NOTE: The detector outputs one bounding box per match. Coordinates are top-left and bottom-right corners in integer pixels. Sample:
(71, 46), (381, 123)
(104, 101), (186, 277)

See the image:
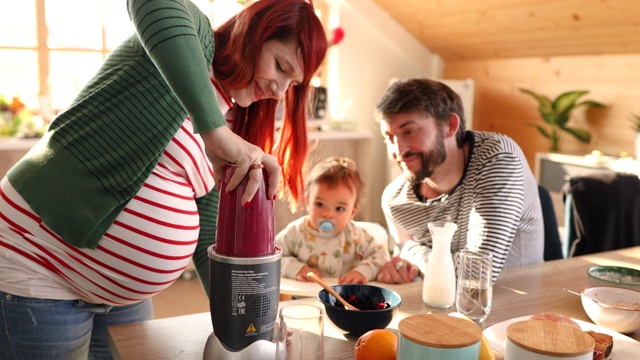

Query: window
(0, 0), (240, 114)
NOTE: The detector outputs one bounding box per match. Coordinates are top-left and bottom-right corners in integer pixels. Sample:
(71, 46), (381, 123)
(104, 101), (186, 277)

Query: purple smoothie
(215, 164), (275, 257)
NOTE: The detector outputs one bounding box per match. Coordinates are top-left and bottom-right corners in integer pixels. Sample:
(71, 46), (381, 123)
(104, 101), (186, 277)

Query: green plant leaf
(575, 100), (606, 108)
(519, 88), (552, 114)
(543, 113), (566, 126)
(552, 90), (589, 113)
(534, 125), (551, 139)
(520, 88), (603, 151)
(630, 113), (640, 132)
(563, 127), (591, 143)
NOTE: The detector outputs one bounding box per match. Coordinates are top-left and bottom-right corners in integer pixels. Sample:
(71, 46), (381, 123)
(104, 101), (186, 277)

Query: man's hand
(376, 256), (419, 284)
(338, 270), (367, 284)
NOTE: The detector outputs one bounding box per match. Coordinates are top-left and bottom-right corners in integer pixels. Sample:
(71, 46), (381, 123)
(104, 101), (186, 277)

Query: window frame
(0, 0), (128, 110)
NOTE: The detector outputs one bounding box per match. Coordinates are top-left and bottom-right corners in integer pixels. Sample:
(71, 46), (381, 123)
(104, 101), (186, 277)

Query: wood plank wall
(373, 0), (640, 60)
(443, 54), (640, 170)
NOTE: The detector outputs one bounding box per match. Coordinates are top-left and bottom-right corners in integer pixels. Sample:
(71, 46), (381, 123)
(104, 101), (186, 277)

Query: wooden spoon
(563, 288), (616, 309)
(306, 272), (361, 311)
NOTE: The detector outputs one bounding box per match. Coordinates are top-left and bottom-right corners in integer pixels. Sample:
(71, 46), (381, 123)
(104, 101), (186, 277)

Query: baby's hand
(338, 270), (367, 284)
(296, 266), (320, 282)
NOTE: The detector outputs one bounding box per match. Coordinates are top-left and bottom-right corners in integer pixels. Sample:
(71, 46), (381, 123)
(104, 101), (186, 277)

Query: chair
(354, 221), (390, 254)
(538, 185), (563, 261)
(563, 171), (640, 257)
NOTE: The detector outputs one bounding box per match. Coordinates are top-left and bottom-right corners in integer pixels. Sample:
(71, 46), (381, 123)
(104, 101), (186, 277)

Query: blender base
(203, 332), (280, 360)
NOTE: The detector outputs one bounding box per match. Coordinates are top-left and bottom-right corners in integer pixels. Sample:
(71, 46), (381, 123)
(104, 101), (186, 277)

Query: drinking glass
(275, 304), (325, 360)
(455, 249), (493, 323)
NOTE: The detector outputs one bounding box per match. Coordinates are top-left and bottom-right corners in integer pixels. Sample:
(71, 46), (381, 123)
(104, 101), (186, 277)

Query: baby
(276, 156), (390, 284)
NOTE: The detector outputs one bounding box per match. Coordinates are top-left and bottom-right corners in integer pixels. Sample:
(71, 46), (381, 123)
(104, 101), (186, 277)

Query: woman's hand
(200, 126), (281, 204)
(376, 256), (420, 284)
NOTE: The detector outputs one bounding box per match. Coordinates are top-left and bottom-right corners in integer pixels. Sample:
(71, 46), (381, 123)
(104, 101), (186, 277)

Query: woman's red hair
(213, 0), (328, 210)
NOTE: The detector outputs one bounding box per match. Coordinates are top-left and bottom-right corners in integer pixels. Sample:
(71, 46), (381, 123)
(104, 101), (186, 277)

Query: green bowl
(587, 266), (640, 291)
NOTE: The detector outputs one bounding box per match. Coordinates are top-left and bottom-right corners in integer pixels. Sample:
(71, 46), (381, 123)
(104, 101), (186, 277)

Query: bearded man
(375, 78), (544, 284)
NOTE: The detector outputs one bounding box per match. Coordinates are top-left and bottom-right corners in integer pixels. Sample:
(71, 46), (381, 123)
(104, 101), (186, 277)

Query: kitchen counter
(0, 137), (40, 151)
(0, 138), (40, 178)
(0, 131), (373, 185)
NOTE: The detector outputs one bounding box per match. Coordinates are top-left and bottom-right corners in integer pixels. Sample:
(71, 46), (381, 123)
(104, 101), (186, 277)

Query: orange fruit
(354, 329), (397, 360)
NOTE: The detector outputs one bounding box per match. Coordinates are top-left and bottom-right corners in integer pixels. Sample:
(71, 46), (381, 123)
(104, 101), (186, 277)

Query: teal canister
(397, 314), (482, 360)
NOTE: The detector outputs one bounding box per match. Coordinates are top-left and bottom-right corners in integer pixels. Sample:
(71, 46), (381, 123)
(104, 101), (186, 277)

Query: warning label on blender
(230, 270), (276, 293)
(229, 270), (277, 316)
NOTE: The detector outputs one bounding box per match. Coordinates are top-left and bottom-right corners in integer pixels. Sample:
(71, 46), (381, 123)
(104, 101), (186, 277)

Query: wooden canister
(506, 320), (594, 359)
(397, 314), (482, 360)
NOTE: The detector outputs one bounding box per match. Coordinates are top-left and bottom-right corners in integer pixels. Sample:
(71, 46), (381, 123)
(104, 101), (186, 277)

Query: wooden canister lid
(506, 320), (594, 356)
(398, 314), (482, 348)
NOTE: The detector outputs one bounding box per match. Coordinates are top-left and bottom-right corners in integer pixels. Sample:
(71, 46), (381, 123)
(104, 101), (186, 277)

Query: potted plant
(519, 89), (606, 152)
(631, 113), (640, 132)
(631, 113), (640, 159)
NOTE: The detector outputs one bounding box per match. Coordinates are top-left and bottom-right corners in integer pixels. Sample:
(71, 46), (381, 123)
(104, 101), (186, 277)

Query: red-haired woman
(0, 0), (327, 358)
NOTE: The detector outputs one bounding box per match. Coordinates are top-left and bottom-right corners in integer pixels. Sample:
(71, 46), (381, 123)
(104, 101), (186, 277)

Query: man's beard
(399, 131), (447, 186)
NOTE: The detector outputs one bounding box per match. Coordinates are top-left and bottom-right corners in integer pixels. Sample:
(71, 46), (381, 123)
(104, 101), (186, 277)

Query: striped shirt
(382, 131), (544, 283)
(0, 78), (230, 305)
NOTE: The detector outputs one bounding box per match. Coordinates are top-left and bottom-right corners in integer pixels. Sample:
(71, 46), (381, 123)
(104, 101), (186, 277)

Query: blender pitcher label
(209, 248), (282, 350)
(230, 269), (278, 323)
(231, 270), (278, 298)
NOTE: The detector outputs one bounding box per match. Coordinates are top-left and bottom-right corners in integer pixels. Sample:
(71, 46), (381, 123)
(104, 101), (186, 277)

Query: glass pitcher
(422, 221), (458, 308)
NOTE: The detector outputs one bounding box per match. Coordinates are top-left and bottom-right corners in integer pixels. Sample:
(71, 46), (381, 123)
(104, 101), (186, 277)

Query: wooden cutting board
(506, 320), (594, 356)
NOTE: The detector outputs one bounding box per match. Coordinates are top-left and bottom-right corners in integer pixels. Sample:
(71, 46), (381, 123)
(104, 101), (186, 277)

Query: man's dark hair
(376, 78), (467, 147)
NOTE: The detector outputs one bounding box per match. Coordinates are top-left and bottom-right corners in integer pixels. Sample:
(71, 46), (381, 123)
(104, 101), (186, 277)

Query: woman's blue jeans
(0, 290), (153, 360)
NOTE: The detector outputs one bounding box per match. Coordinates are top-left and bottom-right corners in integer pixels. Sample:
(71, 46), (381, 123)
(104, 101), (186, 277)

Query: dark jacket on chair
(564, 171), (640, 256)
(538, 185), (563, 261)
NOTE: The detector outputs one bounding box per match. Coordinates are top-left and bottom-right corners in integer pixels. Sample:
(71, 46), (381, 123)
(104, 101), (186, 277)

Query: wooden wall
(443, 54), (640, 169)
(275, 135), (372, 233)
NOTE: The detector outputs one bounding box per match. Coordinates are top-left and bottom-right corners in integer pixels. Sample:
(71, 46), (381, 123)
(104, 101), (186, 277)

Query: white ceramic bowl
(581, 286), (640, 334)
(587, 266), (640, 291)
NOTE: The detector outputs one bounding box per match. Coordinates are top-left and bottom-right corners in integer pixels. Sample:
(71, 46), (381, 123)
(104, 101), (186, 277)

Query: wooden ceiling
(371, 0), (640, 60)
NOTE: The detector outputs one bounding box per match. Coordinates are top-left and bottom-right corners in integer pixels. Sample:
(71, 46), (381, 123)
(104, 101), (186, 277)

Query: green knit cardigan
(7, 0), (226, 295)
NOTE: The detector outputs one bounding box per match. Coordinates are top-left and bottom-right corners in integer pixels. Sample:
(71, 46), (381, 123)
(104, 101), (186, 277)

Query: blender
(203, 165), (282, 360)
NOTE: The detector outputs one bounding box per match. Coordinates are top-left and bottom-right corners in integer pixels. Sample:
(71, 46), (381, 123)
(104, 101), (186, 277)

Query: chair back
(354, 221), (390, 253)
(563, 171), (640, 257)
(538, 185), (563, 261)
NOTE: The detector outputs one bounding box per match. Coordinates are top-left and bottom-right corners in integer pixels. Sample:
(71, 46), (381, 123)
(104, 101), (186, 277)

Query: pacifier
(316, 219), (336, 238)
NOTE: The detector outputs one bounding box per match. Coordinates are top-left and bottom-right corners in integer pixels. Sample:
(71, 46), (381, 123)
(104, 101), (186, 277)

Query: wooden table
(108, 247), (640, 359)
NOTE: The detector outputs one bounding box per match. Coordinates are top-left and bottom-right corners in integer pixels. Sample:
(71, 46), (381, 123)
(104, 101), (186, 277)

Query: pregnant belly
(0, 173), (202, 305)
(61, 170), (202, 304)
(0, 121), (213, 305)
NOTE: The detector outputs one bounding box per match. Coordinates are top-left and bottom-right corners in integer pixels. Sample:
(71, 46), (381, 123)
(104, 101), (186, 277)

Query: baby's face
(306, 182), (358, 236)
